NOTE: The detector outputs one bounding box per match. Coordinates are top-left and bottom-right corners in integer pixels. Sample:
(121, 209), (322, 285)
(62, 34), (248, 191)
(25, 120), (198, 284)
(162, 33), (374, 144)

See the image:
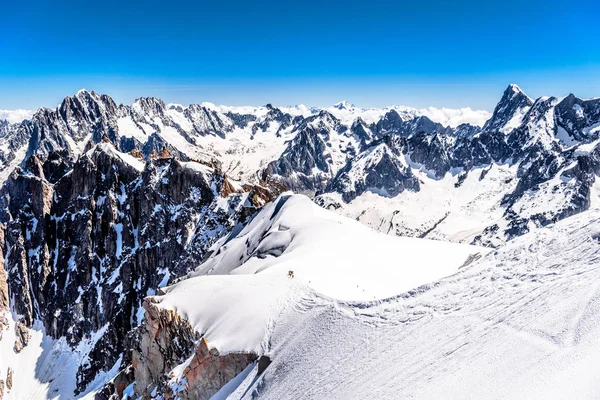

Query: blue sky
(1, 0), (599, 110)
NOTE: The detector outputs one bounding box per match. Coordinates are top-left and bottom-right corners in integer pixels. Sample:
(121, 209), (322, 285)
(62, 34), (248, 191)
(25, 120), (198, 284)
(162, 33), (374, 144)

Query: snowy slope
(318, 163), (518, 243)
(181, 194), (485, 302)
(0, 315), (121, 400)
(203, 202), (600, 400)
(150, 194), (485, 390)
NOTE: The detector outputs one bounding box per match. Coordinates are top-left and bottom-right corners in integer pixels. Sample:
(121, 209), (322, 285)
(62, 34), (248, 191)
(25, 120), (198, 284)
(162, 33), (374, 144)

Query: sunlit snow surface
(152, 195), (600, 400)
(319, 163), (518, 244)
(0, 317), (120, 399)
(154, 194), (483, 356)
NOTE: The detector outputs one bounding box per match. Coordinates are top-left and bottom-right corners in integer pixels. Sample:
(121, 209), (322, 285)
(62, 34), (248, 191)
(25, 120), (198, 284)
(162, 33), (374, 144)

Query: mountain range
(1, 84), (600, 399)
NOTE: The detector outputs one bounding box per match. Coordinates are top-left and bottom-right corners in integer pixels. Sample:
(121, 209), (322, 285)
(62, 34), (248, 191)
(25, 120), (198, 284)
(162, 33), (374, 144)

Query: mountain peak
(504, 84), (534, 104)
(506, 83), (525, 95)
(482, 84), (534, 132)
(73, 88), (101, 100)
(333, 100), (353, 110)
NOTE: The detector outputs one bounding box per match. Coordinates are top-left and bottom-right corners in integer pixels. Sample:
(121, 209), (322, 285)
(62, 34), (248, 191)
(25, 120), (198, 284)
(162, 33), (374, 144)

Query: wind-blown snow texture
(1, 85), (600, 398)
(245, 208), (600, 400)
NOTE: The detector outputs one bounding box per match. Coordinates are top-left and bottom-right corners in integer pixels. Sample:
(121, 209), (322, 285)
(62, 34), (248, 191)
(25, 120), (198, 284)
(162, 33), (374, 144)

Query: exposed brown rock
(94, 365), (135, 400)
(220, 175), (242, 198)
(83, 140), (95, 153)
(180, 338), (256, 400)
(133, 299), (257, 399)
(250, 185), (276, 207)
(132, 298), (200, 398)
(0, 317), (6, 342)
(6, 368), (12, 391)
(13, 322), (30, 353)
(0, 379), (4, 399)
(25, 155), (46, 180)
(129, 149), (144, 159)
(158, 147), (172, 159)
(149, 147), (172, 160)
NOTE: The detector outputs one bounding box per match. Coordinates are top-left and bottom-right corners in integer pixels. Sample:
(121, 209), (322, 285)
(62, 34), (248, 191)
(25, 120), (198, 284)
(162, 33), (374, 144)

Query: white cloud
(418, 107), (491, 128)
(0, 109), (34, 124)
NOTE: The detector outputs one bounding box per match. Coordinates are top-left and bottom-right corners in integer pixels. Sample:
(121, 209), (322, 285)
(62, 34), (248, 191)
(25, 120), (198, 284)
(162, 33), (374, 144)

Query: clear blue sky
(1, 0), (599, 110)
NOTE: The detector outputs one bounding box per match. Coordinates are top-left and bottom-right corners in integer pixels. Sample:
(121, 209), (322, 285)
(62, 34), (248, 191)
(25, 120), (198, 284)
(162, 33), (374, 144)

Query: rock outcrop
(326, 137), (420, 202)
(131, 298), (257, 399)
(5, 369), (12, 391)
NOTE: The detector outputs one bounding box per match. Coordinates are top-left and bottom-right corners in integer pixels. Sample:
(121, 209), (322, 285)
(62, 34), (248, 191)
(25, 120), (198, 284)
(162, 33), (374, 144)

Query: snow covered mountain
(1, 84), (600, 398)
(317, 85), (600, 246)
(128, 194), (484, 399)
(133, 194), (600, 400)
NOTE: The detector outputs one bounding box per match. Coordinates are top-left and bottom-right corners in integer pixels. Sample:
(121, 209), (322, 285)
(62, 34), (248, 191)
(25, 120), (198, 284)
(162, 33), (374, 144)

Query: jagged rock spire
(482, 84), (534, 133)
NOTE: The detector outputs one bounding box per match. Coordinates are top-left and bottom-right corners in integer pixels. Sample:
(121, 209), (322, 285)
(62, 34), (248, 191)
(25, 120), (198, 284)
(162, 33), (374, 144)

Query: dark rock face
(555, 94), (600, 143)
(327, 137), (419, 202)
(182, 103), (234, 138)
(140, 132), (188, 160)
(0, 143), (252, 394)
(482, 84), (533, 133)
(375, 112), (448, 137)
(453, 123), (480, 138)
(350, 118), (375, 149)
(224, 111), (256, 129)
(252, 104), (293, 136)
(506, 97), (561, 160)
(375, 110), (406, 136)
(406, 133), (452, 178)
(0, 120), (32, 169)
(264, 125), (334, 194)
